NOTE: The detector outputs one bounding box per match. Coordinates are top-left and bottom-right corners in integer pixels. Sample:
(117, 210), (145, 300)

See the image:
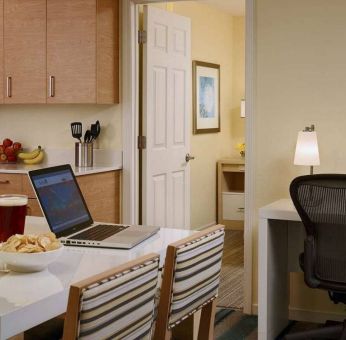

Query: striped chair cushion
(168, 228), (225, 327)
(78, 257), (160, 340)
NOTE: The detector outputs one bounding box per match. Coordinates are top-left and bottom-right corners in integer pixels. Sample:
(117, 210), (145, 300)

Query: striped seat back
(63, 254), (160, 340)
(168, 226), (225, 328)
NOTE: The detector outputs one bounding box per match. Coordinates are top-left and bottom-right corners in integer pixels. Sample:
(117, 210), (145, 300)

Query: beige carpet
(217, 230), (244, 310)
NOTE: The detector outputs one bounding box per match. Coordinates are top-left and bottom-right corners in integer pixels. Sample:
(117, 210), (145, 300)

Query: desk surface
(0, 217), (194, 339)
(259, 198), (300, 221)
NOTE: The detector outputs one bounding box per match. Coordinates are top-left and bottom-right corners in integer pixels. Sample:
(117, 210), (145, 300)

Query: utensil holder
(75, 142), (93, 167)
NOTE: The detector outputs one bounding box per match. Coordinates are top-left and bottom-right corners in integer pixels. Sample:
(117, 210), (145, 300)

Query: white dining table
(0, 216), (194, 340)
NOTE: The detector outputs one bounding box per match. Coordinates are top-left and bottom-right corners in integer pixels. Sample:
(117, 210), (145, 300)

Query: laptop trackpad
(104, 227), (158, 243)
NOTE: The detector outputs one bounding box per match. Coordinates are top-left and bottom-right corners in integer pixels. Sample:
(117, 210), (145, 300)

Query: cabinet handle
(6, 76), (12, 98)
(237, 207), (245, 212)
(49, 76), (55, 97)
(0, 180), (10, 184)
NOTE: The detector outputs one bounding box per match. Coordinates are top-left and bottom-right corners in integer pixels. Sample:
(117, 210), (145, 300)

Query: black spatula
(71, 122), (82, 143)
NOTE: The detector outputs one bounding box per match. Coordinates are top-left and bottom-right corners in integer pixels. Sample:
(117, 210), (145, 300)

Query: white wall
(253, 0), (346, 315)
(0, 105), (122, 150)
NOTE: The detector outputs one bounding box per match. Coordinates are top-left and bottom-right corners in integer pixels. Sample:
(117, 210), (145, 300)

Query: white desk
(0, 217), (194, 340)
(258, 199), (306, 340)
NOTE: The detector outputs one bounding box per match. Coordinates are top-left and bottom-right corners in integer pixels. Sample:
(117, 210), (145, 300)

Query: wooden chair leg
(197, 300), (217, 340)
(153, 323), (172, 340)
(172, 314), (195, 340)
(156, 328), (172, 340)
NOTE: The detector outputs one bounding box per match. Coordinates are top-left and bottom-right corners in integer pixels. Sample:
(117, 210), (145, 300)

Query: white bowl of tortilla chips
(0, 232), (63, 272)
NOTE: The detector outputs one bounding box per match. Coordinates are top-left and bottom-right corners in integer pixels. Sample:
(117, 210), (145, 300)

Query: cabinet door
(4, 0), (46, 104)
(47, 0), (96, 103)
(77, 171), (120, 224)
(0, 0), (3, 104)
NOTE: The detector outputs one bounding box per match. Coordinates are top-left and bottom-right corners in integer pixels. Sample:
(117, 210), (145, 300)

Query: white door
(142, 6), (191, 229)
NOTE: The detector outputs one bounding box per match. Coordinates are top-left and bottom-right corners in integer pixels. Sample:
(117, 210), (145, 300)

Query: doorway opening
(137, 0), (247, 311)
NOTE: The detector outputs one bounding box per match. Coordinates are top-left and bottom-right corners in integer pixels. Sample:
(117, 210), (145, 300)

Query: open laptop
(28, 164), (159, 249)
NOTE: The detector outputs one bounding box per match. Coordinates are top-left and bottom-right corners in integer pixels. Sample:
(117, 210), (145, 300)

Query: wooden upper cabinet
(0, 0), (3, 104)
(47, 0), (97, 104)
(0, 0), (119, 104)
(97, 0), (119, 104)
(4, 0), (46, 104)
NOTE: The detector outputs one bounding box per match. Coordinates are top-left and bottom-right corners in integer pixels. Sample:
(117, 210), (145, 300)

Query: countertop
(0, 163), (120, 176)
(0, 149), (122, 176)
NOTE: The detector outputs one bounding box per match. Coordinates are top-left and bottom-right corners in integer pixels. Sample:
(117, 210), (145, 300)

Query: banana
(23, 150), (44, 165)
(17, 146), (42, 160)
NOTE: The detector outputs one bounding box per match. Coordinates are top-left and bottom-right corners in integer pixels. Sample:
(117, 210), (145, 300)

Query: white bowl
(0, 246), (64, 272)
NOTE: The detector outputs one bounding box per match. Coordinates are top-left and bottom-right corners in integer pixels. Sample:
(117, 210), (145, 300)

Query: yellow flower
(236, 143), (245, 152)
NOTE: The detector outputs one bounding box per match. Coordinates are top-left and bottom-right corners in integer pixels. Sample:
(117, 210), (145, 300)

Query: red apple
(0, 154), (7, 162)
(3, 139), (13, 148)
(13, 142), (22, 152)
(0, 145), (3, 154)
(4, 146), (15, 157)
(7, 155), (16, 163)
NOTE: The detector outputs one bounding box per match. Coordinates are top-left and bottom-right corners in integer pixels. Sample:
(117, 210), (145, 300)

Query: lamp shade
(294, 130), (320, 166)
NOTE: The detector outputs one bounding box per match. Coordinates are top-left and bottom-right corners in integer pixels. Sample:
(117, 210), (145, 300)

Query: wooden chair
(154, 225), (225, 340)
(63, 253), (160, 340)
(26, 253), (160, 340)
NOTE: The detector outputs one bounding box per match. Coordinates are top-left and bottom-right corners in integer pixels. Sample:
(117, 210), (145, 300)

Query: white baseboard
(252, 304), (346, 323)
(194, 221), (217, 231)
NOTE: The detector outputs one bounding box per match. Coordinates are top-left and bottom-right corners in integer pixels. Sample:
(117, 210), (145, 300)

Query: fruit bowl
(0, 246), (64, 272)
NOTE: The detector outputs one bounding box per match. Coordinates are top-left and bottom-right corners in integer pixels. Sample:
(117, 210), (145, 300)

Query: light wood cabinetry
(0, 171), (121, 223)
(0, 0), (3, 104)
(4, 0), (46, 103)
(0, 0), (119, 104)
(97, 0), (120, 104)
(217, 159), (245, 230)
(0, 173), (22, 194)
(47, 0), (96, 104)
(27, 198), (43, 217)
(77, 171), (120, 223)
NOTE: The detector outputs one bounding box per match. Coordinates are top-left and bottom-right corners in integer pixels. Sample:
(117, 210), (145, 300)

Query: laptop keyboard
(69, 224), (130, 241)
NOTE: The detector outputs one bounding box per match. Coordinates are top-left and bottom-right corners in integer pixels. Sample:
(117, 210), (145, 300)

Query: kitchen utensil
(90, 120), (101, 142)
(95, 120), (101, 139)
(90, 124), (97, 142)
(84, 130), (92, 143)
(71, 122), (82, 143)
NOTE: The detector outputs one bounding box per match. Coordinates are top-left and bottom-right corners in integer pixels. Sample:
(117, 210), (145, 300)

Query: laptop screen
(29, 165), (93, 236)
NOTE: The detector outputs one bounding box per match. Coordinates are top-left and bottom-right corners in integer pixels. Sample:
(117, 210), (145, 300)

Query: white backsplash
(43, 148), (122, 168)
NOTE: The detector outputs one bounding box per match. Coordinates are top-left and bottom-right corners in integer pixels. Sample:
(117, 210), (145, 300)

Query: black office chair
(288, 174), (346, 339)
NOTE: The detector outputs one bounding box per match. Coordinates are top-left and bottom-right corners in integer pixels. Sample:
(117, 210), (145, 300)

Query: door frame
(121, 0), (255, 314)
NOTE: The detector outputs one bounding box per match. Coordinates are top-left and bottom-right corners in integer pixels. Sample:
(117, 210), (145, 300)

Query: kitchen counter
(0, 149), (122, 176)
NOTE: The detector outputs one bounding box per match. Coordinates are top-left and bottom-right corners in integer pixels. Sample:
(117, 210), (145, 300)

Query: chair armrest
(304, 236), (320, 288)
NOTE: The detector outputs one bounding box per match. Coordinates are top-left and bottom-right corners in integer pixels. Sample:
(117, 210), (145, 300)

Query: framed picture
(192, 61), (220, 134)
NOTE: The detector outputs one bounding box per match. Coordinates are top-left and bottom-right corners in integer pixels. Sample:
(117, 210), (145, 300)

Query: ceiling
(198, 0), (245, 16)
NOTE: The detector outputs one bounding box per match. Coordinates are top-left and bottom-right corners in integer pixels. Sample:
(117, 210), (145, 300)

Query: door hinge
(138, 136), (147, 150)
(138, 30), (147, 44)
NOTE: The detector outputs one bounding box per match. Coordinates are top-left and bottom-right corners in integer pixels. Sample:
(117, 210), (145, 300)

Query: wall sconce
(294, 124), (320, 175)
(240, 99), (245, 118)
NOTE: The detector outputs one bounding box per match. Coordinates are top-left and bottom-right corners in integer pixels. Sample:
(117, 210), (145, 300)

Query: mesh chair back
(290, 175), (346, 284)
(74, 255), (159, 340)
(168, 226), (225, 328)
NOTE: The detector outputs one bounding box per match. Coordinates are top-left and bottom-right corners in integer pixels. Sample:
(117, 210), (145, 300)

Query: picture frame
(192, 61), (221, 134)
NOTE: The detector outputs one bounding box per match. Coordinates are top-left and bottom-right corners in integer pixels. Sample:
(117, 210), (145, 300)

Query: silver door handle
(6, 76), (12, 98)
(185, 153), (195, 162)
(49, 76), (55, 97)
